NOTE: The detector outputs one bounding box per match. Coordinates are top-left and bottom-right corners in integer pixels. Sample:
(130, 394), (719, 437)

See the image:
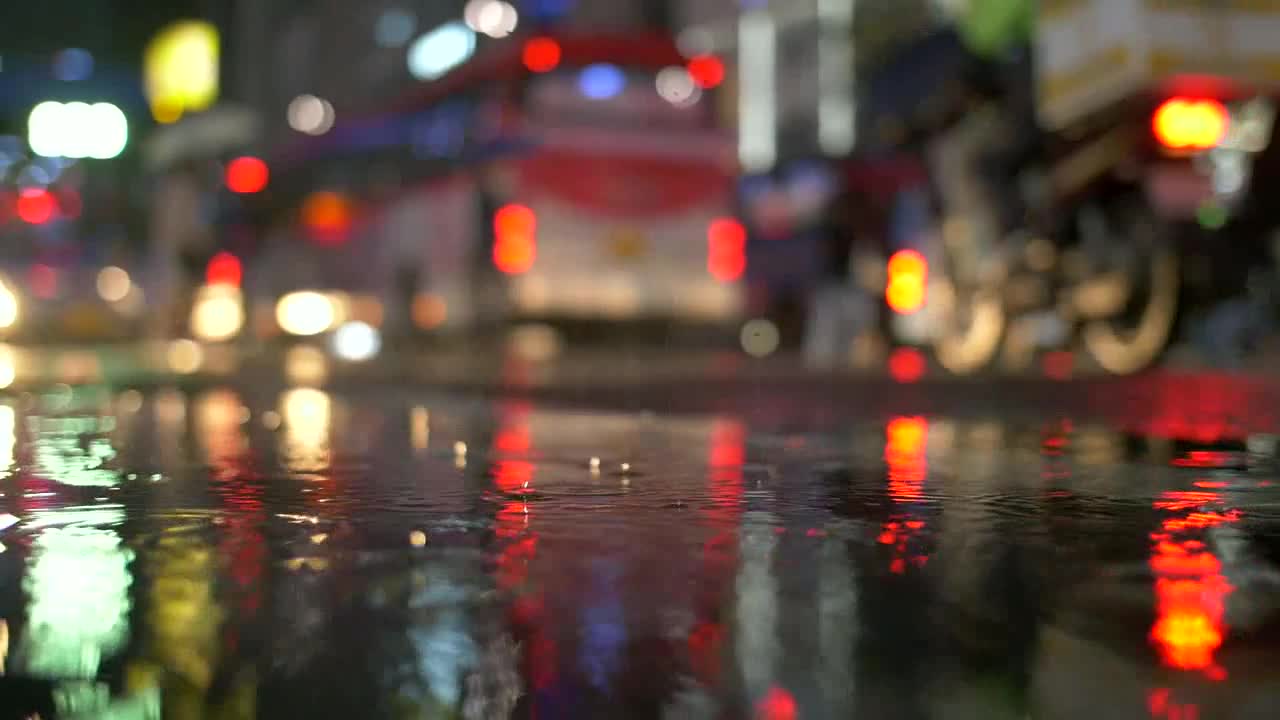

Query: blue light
(578, 64), (625, 100)
(52, 48), (93, 82)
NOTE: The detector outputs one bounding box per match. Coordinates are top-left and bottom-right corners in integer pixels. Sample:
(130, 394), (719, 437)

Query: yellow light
(0, 284), (18, 330)
(167, 339), (204, 374)
(96, 266), (131, 303)
(276, 291), (336, 336)
(144, 21), (219, 123)
(190, 285), (244, 342)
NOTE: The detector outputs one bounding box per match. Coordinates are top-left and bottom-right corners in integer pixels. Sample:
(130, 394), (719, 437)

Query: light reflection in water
(1149, 488), (1239, 679)
(19, 524), (133, 679)
(880, 416), (929, 574)
(281, 388), (332, 472)
(27, 413), (119, 487)
(0, 403), (14, 477)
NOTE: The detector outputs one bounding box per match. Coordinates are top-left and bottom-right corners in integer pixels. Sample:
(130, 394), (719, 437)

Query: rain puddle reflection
(0, 384), (1275, 718)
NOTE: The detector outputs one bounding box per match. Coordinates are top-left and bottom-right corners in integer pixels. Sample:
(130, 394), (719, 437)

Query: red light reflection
(882, 417), (929, 573)
(690, 418), (745, 686)
(1149, 488), (1237, 677)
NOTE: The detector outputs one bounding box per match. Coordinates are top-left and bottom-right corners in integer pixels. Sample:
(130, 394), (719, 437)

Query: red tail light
(206, 251), (243, 287)
(494, 204), (536, 275)
(1153, 97), (1229, 151)
(707, 218), (746, 282)
(886, 250), (927, 314)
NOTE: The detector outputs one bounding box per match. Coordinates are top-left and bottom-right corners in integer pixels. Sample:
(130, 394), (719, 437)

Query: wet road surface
(0, 377), (1279, 718)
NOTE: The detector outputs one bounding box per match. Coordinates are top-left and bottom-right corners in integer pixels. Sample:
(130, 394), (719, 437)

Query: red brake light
(523, 38), (562, 73)
(206, 251), (242, 288)
(16, 188), (57, 225)
(494, 204), (536, 275)
(707, 218), (746, 282)
(1153, 97), (1229, 151)
(687, 55), (725, 89)
(886, 250), (927, 314)
(225, 156), (269, 194)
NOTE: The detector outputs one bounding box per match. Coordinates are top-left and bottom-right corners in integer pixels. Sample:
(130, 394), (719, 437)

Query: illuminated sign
(28, 101), (128, 159)
(144, 20), (219, 124)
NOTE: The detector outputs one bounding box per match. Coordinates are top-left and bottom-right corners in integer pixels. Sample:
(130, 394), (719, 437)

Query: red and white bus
(265, 33), (744, 339)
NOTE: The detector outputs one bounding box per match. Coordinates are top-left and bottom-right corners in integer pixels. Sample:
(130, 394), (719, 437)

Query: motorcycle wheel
(1079, 203), (1179, 375)
(932, 281), (1007, 375)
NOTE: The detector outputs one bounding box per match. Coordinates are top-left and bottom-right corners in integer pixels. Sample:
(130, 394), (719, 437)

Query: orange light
(886, 249), (927, 314)
(301, 191), (352, 243)
(707, 217), (746, 282)
(1153, 98), (1229, 151)
(16, 188), (56, 224)
(494, 203), (536, 275)
(687, 55), (724, 89)
(523, 37), (562, 73)
(225, 156), (269, 194)
(206, 251), (242, 287)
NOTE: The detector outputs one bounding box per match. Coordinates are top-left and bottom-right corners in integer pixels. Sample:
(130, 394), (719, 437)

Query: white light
(167, 339), (204, 374)
(190, 286), (244, 341)
(818, 0), (857, 155)
(276, 291), (336, 336)
(656, 66), (701, 107)
(96, 266), (131, 302)
(331, 321), (381, 362)
(0, 284), (18, 329)
(28, 101), (128, 159)
(407, 22), (476, 81)
(0, 346), (15, 389)
(466, 0), (519, 38)
(287, 94), (335, 135)
(738, 11), (777, 172)
(740, 318), (780, 357)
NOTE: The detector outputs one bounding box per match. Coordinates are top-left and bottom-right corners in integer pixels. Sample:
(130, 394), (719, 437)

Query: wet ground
(1, 375), (1280, 719)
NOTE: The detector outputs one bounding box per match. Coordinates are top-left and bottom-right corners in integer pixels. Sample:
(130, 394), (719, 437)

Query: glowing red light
(755, 686), (797, 720)
(707, 217), (746, 282)
(494, 204), (537, 275)
(16, 188), (56, 225)
(225, 156), (269, 194)
(206, 251), (243, 287)
(523, 37), (562, 73)
(687, 55), (725, 89)
(886, 249), (927, 314)
(1153, 97), (1228, 151)
(888, 347), (926, 383)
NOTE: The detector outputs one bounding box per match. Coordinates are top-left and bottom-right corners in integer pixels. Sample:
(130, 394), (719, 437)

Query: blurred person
(148, 161), (215, 339)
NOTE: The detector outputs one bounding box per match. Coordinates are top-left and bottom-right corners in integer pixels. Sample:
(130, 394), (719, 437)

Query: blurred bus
(262, 33), (743, 344)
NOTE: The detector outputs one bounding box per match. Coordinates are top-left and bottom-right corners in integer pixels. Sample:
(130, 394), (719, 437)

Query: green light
(29, 415), (120, 487)
(1197, 201), (1228, 230)
(19, 526), (133, 679)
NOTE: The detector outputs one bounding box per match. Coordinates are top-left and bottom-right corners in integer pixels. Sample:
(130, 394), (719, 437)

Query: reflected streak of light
(0, 345), (15, 389)
(0, 618), (7, 674)
(281, 389), (331, 471)
(411, 406), (430, 450)
(1149, 489), (1237, 677)
(20, 526), (133, 679)
(882, 417), (929, 573)
(691, 419), (745, 685)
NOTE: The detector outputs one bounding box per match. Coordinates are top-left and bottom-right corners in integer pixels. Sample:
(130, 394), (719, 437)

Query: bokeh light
(579, 64), (626, 100)
(277, 291), (337, 336)
(167, 339), (204, 374)
(375, 8), (417, 48)
(191, 285), (244, 342)
(16, 188), (56, 224)
(687, 55), (724, 89)
(494, 204), (537, 275)
(205, 251), (242, 287)
(301, 191), (353, 242)
(523, 37), (561, 73)
(656, 66), (701, 107)
(740, 318), (779, 357)
(225, 156), (269, 194)
(52, 48), (94, 82)
(28, 101), (128, 159)
(331, 321), (381, 361)
(95, 266), (131, 302)
(886, 250), (927, 314)
(707, 217), (746, 282)
(466, 0), (519, 38)
(408, 22), (476, 81)
(287, 94), (335, 135)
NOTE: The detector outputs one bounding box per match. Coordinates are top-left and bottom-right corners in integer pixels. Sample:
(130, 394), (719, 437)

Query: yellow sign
(144, 21), (219, 124)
